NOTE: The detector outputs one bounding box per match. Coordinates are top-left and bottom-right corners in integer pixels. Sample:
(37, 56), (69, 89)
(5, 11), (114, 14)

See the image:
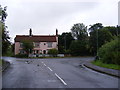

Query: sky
(0, 0), (119, 42)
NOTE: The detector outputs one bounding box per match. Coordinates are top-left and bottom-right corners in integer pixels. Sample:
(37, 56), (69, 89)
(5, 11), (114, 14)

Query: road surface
(2, 57), (119, 88)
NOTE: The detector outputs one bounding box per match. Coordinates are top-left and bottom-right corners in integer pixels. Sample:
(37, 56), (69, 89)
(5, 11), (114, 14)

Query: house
(14, 29), (58, 55)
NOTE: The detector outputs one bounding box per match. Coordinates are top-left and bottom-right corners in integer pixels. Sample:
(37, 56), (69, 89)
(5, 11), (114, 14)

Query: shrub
(15, 53), (28, 58)
(48, 48), (58, 57)
(98, 37), (120, 65)
(69, 41), (88, 56)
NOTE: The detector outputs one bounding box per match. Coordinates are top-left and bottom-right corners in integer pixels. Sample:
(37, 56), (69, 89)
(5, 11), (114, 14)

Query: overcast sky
(0, 0), (119, 42)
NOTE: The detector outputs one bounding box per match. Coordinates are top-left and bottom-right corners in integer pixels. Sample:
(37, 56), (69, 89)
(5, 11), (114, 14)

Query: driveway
(2, 57), (119, 88)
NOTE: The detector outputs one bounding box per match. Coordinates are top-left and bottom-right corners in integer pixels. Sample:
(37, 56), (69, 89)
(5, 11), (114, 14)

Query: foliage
(92, 60), (120, 70)
(98, 36), (120, 65)
(58, 32), (74, 53)
(22, 40), (34, 55)
(48, 48), (58, 57)
(71, 23), (88, 41)
(0, 5), (11, 56)
(70, 40), (88, 56)
(89, 27), (113, 55)
(104, 26), (120, 36)
(0, 5), (7, 22)
(15, 53), (28, 58)
(89, 23), (103, 32)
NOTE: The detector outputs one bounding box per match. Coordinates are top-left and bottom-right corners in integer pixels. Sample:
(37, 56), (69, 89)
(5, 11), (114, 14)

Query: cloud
(0, 0), (119, 42)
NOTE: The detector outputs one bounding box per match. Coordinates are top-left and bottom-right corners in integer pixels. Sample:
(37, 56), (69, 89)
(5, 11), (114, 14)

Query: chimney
(56, 29), (58, 36)
(29, 28), (32, 36)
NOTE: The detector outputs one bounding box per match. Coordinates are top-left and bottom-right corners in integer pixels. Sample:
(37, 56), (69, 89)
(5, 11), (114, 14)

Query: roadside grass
(0, 59), (2, 66)
(92, 60), (120, 70)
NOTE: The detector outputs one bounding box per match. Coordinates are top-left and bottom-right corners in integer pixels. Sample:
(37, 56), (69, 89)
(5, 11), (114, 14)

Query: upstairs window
(47, 42), (52, 48)
(34, 42), (40, 48)
(20, 43), (23, 48)
(19, 49), (24, 54)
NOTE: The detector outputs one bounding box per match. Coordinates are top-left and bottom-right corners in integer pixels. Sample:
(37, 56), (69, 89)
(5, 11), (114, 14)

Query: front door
(43, 50), (46, 54)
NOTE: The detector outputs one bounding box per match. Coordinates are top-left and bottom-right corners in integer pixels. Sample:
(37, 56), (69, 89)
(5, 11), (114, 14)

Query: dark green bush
(15, 54), (28, 58)
(70, 41), (88, 56)
(98, 37), (120, 65)
(48, 48), (58, 57)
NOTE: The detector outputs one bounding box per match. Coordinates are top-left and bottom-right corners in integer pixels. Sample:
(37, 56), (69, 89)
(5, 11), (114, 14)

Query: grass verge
(92, 60), (120, 70)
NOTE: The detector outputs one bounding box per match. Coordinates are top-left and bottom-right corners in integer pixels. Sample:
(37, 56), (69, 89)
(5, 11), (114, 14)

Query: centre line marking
(44, 64), (47, 66)
(55, 73), (67, 86)
(47, 67), (53, 71)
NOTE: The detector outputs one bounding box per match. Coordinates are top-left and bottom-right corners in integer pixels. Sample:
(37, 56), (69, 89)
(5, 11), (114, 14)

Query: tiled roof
(15, 35), (57, 42)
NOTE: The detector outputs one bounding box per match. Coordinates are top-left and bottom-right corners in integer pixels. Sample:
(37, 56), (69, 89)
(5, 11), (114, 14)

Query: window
(34, 42), (40, 48)
(19, 49), (24, 54)
(47, 42), (52, 48)
(20, 43), (23, 48)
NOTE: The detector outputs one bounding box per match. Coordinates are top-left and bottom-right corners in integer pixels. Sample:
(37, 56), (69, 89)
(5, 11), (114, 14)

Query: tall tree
(89, 23), (103, 32)
(89, 27), (113, 55)
(0, 5), (7, 23)
(58, 32), (74, 53)
(104, 26), (120, 36)
(70, 40), (89, 56)
(71, 23), (88, 41)
(0, 5), (10, 55)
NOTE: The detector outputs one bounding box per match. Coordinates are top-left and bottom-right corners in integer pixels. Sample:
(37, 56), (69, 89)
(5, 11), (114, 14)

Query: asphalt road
(2, 57), (119, 88)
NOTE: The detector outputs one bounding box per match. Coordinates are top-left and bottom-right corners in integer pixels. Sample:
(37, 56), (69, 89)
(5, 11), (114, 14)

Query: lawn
(92, 60), (120, 70)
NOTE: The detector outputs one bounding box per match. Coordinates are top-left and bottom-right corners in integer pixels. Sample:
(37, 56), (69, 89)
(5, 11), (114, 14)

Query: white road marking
(41, 62), (44, 63)
(55, 73), (67, 86)
(44, 64), (47, 66)
(47, 67), (53, 71)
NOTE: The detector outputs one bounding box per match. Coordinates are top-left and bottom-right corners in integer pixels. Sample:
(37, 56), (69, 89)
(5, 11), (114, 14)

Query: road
(2, 57), (119, 88)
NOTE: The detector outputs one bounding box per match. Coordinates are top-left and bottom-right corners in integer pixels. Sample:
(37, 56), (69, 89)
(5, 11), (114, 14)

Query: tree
(89, 27), (113, 55)
(0, 5), (7, 22)
(58, 32), (74, 53)
(70, 40), (88, 56)
(71, 23), (88, 41)
(0, 5), (10, 55)
(89, 23), (103, 32)
(98, 36), (120, 65)
(104, 26), (120, 36)
(22, 40), (34, 55)
(48, 48), (58, 57)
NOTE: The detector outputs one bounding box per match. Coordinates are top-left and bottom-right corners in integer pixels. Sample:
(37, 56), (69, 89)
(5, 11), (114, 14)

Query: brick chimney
(29, 28), (32, 36)
(56, 29), (58, 36)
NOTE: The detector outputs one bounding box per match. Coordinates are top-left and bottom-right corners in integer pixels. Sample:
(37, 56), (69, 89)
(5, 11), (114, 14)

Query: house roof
(15, 35), (57, 42)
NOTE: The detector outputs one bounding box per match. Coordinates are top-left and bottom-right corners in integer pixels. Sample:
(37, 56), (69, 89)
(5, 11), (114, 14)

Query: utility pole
(95, 29), (99, 60)
(96, 29), (98, 56)
(64, 34), (66, 50)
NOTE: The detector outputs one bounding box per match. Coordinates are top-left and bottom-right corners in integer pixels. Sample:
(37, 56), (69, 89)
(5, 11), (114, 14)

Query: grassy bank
(92, 60), (120, 70)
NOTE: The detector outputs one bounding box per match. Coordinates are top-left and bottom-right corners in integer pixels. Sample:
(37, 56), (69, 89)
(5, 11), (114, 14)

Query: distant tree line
(58, 23), (120, 57)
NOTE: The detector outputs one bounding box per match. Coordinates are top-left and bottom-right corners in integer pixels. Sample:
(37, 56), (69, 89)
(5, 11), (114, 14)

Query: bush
(69, 41), (88, 56)
(48, 48), (58, 57)
(98, 37), (120, 65)
(15, 54), (28, 58)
